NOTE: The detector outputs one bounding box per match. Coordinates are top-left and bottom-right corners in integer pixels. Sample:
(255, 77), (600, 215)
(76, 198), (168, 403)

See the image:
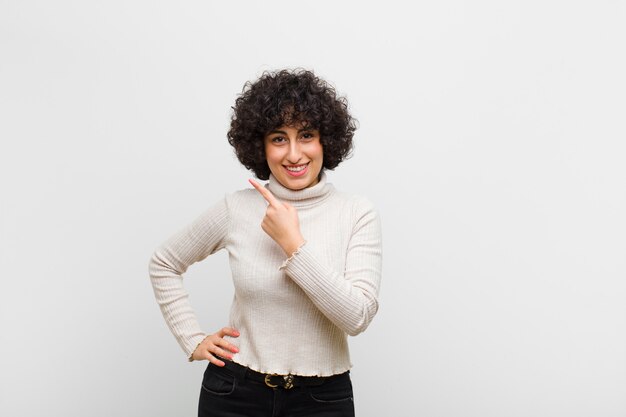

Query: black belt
(218, 358), (348, 390)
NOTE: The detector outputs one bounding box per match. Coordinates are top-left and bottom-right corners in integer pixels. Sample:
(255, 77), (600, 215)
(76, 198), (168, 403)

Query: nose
(286, 140), (302, 164)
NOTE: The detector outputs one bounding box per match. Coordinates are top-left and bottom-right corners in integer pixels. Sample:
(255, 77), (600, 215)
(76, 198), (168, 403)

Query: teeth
(286, 165), (307, 172)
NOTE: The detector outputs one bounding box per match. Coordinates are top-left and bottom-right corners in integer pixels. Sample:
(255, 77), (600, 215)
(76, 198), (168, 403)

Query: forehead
(268, 112), (317, 133)
(266, 124), (317, 137)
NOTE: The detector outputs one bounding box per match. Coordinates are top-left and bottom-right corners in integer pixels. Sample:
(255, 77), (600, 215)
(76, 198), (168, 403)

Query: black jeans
(198, 362), (355, 417)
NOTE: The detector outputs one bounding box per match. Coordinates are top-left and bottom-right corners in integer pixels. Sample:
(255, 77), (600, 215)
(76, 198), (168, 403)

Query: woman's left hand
(249, 179), (305, 256)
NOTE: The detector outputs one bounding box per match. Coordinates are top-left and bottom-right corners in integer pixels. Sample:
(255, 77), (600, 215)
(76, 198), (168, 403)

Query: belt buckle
(264, 374), (294, 389)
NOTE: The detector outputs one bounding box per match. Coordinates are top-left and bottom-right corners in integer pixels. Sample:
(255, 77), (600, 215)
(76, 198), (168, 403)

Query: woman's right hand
(191, 327), (240, 366)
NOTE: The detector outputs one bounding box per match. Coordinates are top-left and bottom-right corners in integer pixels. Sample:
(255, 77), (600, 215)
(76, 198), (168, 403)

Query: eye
(271, 136), (287, 144)
(300, 132), (315, 141)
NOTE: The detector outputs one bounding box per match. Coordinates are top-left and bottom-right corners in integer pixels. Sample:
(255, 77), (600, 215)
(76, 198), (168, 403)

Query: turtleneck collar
(267, 170), (334, 207)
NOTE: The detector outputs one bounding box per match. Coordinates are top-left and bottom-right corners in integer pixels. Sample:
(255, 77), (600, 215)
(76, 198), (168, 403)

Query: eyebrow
(267, 128), (314, 135)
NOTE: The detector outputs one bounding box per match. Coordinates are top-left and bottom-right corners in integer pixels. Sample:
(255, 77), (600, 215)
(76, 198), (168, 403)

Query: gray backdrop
(1, 1), (625, 416)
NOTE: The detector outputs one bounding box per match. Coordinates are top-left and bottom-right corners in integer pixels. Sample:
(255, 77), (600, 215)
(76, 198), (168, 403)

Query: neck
(267, 171), (334, 207)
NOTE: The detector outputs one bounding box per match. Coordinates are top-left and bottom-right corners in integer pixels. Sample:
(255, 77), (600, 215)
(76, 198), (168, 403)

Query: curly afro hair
(227, 68), (357, 180)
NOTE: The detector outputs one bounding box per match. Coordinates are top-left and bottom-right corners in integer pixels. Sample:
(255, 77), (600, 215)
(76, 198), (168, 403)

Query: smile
(283, 163), (309, 176)
(285, 164), (307, 172)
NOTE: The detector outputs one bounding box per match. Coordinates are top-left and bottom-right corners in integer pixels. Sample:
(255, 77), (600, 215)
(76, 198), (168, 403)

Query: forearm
(282, 245), (381, 336)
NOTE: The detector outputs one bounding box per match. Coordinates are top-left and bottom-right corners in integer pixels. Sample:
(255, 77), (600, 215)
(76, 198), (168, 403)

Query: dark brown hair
(227, 69), (357, 180)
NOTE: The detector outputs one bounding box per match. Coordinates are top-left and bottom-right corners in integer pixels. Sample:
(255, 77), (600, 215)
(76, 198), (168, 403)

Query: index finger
(248, 178), (281, 207)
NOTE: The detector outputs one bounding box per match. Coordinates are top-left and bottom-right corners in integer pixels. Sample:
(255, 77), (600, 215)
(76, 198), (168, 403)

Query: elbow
(148, 251), (162, 282)
(148, 249), (176, 286)
(345, 326), (366, 337)
(343, 297), (379, 337)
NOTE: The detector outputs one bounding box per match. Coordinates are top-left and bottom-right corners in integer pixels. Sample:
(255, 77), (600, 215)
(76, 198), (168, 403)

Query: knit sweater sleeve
(148, 198), (229, 360)
(282, 198), (383, 336)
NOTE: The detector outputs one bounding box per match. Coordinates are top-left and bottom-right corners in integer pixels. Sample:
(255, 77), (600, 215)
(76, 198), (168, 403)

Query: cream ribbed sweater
(148, 172), (382, 376)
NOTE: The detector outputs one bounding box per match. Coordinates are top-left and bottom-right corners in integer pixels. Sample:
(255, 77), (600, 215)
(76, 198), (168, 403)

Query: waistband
(216, 358), (349, 390)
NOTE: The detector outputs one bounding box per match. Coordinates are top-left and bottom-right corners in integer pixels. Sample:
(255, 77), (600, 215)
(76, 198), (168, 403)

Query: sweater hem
(231, 357), (353, 377)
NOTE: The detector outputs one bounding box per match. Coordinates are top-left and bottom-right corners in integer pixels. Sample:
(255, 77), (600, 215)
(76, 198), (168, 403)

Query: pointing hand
(249, 179), (306, 256)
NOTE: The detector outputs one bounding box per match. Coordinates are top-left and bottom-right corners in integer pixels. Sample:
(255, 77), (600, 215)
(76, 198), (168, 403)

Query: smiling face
(263, 123), (324, 190)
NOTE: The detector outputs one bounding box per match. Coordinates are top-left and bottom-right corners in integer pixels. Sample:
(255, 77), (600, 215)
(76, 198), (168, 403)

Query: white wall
(1, 1), (624, 416)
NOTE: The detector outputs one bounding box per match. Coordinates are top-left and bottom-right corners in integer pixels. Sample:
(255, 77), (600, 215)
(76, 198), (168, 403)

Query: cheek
(309, 140), (323, 160)
(315, 144), (324, 162)
(264, 147), (279, 165)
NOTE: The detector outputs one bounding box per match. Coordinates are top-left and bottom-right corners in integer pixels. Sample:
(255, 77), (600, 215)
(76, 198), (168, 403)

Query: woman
(149, 69), (383, 417)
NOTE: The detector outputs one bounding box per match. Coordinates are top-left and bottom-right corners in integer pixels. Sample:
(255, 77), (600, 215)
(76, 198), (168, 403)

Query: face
(264, 124), (324, 190)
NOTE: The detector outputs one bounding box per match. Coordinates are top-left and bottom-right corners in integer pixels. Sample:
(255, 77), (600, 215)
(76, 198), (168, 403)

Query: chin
(277, 175), (315, 190)
(283, 179), (309, 190)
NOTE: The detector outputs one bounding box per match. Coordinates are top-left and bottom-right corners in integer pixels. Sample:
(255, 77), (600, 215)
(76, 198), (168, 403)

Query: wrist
(279, 240), (307, 270)
(282, 236), (306, 256)
(189, 334), (209, 362)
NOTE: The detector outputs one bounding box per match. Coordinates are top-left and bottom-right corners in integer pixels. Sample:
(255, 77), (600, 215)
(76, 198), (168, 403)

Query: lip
(283, 163), (309, 177)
